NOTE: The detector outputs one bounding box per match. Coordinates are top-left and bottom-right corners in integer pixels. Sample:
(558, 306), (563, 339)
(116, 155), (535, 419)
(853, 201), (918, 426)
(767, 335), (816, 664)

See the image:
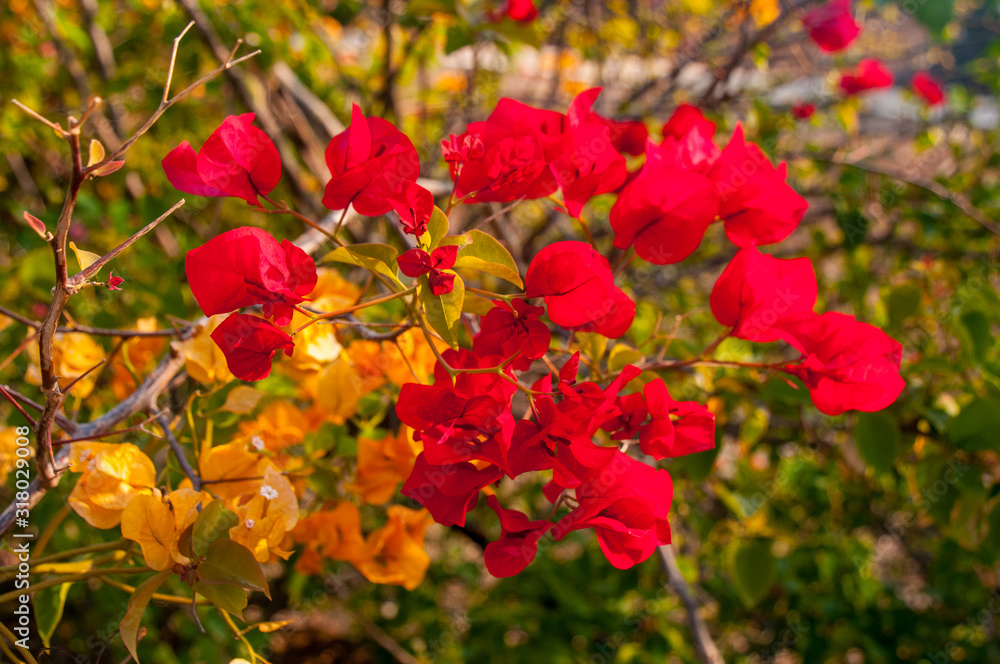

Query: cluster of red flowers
(795, 1), (945, 112)
(164, 86), (905, 575)
(398, 339), (715, 575)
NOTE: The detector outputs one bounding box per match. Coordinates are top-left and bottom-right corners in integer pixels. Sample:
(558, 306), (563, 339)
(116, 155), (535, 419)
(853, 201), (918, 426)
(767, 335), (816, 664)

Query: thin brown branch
(60, 357), (106, 395)
(658, 545), (726, 664)
(0, 385), (38, 429)
(0, 305), (186, 338)
(157, 413), (201, 491)
(68, 199), (185, 287)
(52, 412), (165, 447)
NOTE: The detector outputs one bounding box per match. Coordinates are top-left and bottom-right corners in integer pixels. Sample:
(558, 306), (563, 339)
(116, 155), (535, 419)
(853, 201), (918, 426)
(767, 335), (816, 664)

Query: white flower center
(259, 484), (279, 500)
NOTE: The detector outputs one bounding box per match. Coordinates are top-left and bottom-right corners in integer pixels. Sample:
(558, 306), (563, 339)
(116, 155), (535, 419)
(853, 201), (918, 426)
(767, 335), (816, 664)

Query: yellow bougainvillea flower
(344, 339), (390, 395)
(749, 0), (780, 27)
(310, 268), (362, 312)
(121, 488), (212, 570)
(291, 501), (369, 575)
(68, 443), (156, 529)
(110, 317), (167, 400)
(354, 505), (433, 591)
(26, 331), (105, 397)
(315, 356), (366, 422)
(382, 329), (445, 388)
(171, 315), (235, 385)
(228, 466), (300, 563)
(347, 427), (420, 505)
(232, 400), (326, 454)
(0, 428), (30, 485)
(193, 440), (270, 504)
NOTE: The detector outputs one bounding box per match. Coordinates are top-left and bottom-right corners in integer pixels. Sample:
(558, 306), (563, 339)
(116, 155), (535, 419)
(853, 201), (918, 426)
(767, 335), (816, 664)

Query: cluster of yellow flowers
(62, 270), (441, 589)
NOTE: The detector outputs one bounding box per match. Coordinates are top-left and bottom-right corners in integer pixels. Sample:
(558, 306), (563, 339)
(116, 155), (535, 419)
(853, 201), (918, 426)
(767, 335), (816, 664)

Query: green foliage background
(3, 0), (1000, 662)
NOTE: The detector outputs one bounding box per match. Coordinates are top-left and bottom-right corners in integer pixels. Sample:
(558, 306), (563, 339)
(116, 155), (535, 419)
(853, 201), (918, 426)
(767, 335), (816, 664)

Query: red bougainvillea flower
(802, 0), (861, 53)
(912, 71), (946, 106)
(445, 98), (565, 204)
(792, 102), (816, 120)
(610, 138), (719, 265)
(551, 452), (674, 569)
(162, 113), (281, 207)
(386, 179), (434, 236)
(473, 299), (551, 370)
(397, 245), (458, 295)
(636, 379), (715, 459)
(185, 226), (317, 327)
(662, 104), (717, 145)
(106, 272), (124, 291)
(484, 496), (553, 577)
(839, 59), (894, 95)
(550, 88), (629, 217)
(710, 246), (817, 343)
(322, 104), (422, 219)
(777, 312), (905, 415)
(708, 125), (809, 247)
(402, 454), (503, 526)
(211, 313), (294, 381)
(505, 0), (539, 21)
(524, 241), (635, 337)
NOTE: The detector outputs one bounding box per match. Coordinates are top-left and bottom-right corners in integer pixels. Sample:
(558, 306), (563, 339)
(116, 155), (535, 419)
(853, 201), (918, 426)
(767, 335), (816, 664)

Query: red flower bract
(708, 125), (808, 247)
(397, 245), (458, 296)
(506, 0), (538, 21)
(839, 59), (894, 95)
(912, 71), (946, 106)
(550, 88), (630, 217)
(210, 313), (295, 382)
(484, 496), (553, 577)
(792, 102), (816, 120)
(802, 0), (861, 53)
(185, 226), (317, 327)
(777, 312), (905, 416)
(162, 113), (281, 206)
(473, 299), (551, 371)
(524, 241), (635, 337)
(446, 98), (565, 204)
(322, 104), (421, 218)
(610, 139), (719, 265)
(710, 246), (817, 343)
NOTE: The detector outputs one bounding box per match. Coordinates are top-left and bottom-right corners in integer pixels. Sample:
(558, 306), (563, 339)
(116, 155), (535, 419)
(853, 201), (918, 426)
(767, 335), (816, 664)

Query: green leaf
(323, 243), (402, 289)
(34, 581), (71, 648)
(420, 207), (450, 250)
(948, 398), (1000, 451)
(418, 274), (465, 348)
(906, 0), (953, 36)
(197, 539), (270, 599)
(607, 344), (645, 374)
(192, 581), (249, 618)
(192, 501), (239, 558)
(886, 284), (921, 330)
(443, 229), (523, 288)
(836, 210), (869, 250)
(729, 539), (776, 608)
(120, 569), (172, 664)
(445, 24), (474, 54)
(959, 310), (992, 364)
(854, 411), (901, 475)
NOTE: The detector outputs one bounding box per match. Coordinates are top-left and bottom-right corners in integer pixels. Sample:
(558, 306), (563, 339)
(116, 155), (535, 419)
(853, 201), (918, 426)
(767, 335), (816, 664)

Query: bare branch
(68, 199), (185, 287)
(157, 413), (201, 491)
(658, 545), (726, 664)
